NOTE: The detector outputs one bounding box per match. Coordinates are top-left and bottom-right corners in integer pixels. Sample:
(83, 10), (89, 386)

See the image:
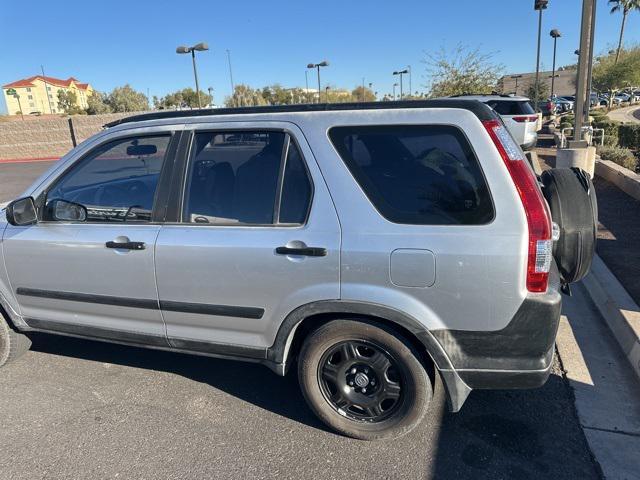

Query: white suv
(449, 95), (539, 150)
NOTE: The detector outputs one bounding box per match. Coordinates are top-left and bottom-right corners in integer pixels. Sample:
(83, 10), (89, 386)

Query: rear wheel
(0, 314), (31, 368)
(298, 319), (432, 440)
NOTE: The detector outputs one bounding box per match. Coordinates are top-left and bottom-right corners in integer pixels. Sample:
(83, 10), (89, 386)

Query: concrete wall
(0, 112), (145, 160)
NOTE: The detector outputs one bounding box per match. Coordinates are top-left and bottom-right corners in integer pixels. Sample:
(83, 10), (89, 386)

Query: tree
(423, 44), (504, 97)
(526, 79), (550, 105)
(57, 89), (84, 115)
(86, 91), (112, 114)
(156, 88), (212, 109)
(351, 86), (376, 102)
(592, 46), (640, 93)
(225, 84), (268, 107)
(106, 85), (149, 112)
(609, 0), (640, 64)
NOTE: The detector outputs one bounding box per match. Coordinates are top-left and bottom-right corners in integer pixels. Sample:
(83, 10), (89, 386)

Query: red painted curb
(0, 156), (60, 164)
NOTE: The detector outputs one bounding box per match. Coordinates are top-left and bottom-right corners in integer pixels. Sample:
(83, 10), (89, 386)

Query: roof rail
(103, 99), (497, 128)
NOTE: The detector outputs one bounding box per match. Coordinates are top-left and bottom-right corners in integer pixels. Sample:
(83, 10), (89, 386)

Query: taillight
(512, 115), (538, 123)
(482, 119), (552, 293)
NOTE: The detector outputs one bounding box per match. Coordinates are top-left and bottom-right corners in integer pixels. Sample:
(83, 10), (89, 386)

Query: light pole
(407, 65), (412, 97)
(176, 42), (209, 108)
(207, 87), (214, 107)
(534, 0), (549, 109)
(393, 69), (408, 99)
(325, 86), (331, 103)
(550, 29), (562, 97)
(369, 82), (374, 101)
(510, 74), (523, 95)
(572, 0), (596, 144)
(307, 61), (329, 104)
(305, 70), (309, 92)
(392, 83), (399, 100)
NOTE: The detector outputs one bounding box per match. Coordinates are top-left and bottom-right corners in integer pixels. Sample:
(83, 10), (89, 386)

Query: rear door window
(329, 125), (494, 225)
(183, 131), (312, 225)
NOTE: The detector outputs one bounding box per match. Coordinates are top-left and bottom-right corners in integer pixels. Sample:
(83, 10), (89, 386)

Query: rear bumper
(432, 268), (562, 392)
(521, 138), (538, 151)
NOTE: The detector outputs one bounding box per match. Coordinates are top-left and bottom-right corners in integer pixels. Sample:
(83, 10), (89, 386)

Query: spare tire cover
(541, 168), (597, 284)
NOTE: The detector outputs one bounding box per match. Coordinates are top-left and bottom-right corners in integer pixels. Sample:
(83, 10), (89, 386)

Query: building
(498, 68), (577, 98)
(2, 75), (94, 115)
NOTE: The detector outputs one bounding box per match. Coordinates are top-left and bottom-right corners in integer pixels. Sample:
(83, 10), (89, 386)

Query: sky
(1, 0), (639, 113)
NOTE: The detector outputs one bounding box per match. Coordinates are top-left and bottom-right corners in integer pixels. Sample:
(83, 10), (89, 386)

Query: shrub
(602, 134), (619, 147)
(597, 145), (638, 171)
(559, 122), (572, 131)
(592, 119), (621, 136)
(618, 124), (640, 150)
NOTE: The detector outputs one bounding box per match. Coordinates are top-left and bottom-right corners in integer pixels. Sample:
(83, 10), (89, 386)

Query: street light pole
(510, 74), (523, 95)
(407, 65), (412, 97)
(307, 61), (329, 104)
(550, 29), (562, 97)
(176, 42), (209, 109)
(534, 0), (548, 109)
(572, 0), (596, 144)
(393, 83), (398, 100)
(393, 69), (408, 100)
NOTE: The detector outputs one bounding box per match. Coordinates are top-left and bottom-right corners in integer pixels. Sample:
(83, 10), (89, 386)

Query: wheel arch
(266, 300), (474, 411)
(268, 301), (446, 365)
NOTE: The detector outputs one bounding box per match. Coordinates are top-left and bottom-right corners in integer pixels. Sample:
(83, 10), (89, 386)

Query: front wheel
(298, 319), (432, 440)
(0, 314), (31, 368)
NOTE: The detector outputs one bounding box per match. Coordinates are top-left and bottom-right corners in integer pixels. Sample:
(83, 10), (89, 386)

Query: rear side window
(486, 100), (535, 116)
(183, 131), (312, 225)
(329, 125), (493, 225)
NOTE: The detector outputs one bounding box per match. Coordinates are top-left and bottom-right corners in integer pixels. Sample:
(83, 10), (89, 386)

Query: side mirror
(6, 197), (38, 226)
(48, 199), (87, 222)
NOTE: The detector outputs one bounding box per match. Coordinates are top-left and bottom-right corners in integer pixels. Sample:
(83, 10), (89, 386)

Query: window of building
(28, 95), (33, 100)
(329, 125), (494, 225)
(26, 88), (32, 92)
(183, 131), (312, 225)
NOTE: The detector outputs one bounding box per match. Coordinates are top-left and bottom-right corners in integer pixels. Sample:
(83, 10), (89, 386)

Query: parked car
(537, 99), (557, 116)
(554, 97), (573, 112)
(451, 95), (538, 150)
(0, 100), (596, 440)
(615, 93), (631, 103)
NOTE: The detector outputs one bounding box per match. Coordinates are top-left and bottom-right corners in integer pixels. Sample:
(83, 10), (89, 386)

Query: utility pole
(407, 65), (412, 97)
(362, 77), (365, 101)
(572, 0), (596, 144)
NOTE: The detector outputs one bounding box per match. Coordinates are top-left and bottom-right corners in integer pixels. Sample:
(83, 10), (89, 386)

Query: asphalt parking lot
(0, 160), (601, 479)
(0, 334), (599, 480)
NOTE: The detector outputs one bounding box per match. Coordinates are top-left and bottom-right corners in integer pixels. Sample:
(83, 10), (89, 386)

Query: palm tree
(609, 0), (640, 64)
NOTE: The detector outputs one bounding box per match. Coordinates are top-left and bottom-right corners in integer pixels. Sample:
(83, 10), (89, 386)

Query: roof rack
(449, 93), (514, 98)
(103, 99), (497, 128)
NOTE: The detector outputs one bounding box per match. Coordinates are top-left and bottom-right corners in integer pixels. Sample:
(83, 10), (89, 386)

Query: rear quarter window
(329, 125), (494, 225)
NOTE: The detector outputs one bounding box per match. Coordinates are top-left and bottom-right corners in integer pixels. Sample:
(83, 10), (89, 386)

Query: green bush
(592, 119), (621, 147)
(602, 134), (619, 147)
(597, 145), (638, 171)
(618, 124), (640, 150)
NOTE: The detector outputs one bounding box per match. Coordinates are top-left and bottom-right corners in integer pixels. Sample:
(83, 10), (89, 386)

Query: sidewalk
(606, 105), (640, 124)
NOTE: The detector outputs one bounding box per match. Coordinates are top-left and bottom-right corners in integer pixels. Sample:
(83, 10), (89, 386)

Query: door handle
(275, 246), (327, 257)
(106, 237), (146, 250)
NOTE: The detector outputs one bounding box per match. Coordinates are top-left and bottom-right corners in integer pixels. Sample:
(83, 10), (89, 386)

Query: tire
(0, 313), (32, 368)
(541, 167), (597, 284)
(298, 319), (432, 440)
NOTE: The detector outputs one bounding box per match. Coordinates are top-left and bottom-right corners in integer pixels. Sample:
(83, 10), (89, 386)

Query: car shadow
(26, 332), (330, 433)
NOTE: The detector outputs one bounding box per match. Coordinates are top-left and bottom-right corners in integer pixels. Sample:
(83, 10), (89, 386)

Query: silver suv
(0, 100), (589, 440)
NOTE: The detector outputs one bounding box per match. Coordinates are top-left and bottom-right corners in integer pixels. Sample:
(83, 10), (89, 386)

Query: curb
(582, 254), (640, 383)
(595, 159), (640, 202)
(0, 156), (59, 164)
